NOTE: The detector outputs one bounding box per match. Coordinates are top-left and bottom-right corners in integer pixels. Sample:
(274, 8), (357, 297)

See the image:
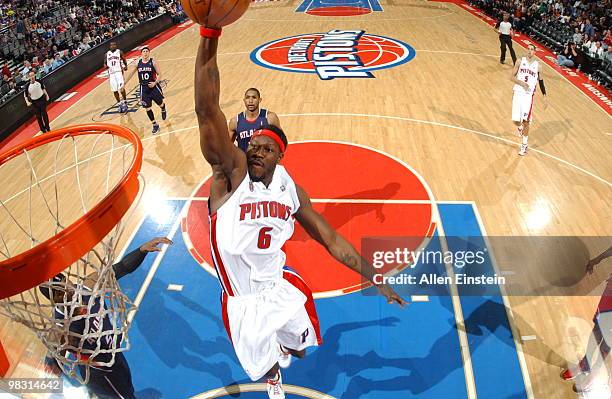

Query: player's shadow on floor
(291, 183), (401, 242)
(144, 122), (198, 186)
(134, 277), (237, 385)
(294, 301), (564, 398)
(463, 151), (521, 206)
(533, 119), (573, 147)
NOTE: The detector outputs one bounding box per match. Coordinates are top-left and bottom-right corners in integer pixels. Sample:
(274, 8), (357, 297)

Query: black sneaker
(152, 123), (160, 135)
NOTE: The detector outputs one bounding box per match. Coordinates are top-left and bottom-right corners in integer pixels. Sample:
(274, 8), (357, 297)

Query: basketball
(180, 0), (251, 27)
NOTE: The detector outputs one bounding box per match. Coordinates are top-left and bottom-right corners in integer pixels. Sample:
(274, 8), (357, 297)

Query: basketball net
(0, 124), (143, 384)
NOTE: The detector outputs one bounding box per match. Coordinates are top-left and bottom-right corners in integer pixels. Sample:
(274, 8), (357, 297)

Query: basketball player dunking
(125, 46), (167, 134)
(105, 42), (129, 113)
(228, 88), (281, 152)
(510, 44), (547, 156)
(194, 27), (407, 399)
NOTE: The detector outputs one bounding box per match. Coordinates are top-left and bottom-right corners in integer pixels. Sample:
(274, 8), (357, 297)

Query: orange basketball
(181, 0), (251, 27)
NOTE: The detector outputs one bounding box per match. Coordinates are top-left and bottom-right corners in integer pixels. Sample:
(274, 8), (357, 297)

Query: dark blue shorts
(140, 84), (164, 108)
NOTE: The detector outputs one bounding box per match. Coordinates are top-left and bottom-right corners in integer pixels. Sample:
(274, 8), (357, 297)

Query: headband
(252, 129), (286, 153)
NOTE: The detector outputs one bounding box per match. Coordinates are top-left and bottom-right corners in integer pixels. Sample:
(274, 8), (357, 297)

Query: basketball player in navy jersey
(125, 46), (167, 134)
(228, 88), (281, 152)
(195, 27), (406, 399)
(40, 237), (172, 399)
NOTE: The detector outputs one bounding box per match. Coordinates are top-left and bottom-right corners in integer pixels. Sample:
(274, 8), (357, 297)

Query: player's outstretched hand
(377, 284), (409, 307)
(140, 237), (173, 252)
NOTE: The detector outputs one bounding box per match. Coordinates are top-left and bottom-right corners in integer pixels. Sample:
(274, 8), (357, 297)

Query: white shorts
(222, 268), (322, 381)
(108, 71), (125, 92)
(512, 90), (536, 123)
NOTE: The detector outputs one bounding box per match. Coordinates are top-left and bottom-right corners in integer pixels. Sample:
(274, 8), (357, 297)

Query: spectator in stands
(20, 61), (32, 81)
(573, 27), (583, 44)
(605, 46), (612, 64)
(7, 79), (18, 96)
(583, 18), (595, 38)
(557, 42), (578, 67)
(51, 53), (64, 70)
(588, 41), (604, 59)
(41, 58), (53, 75)
(2, 64), (11, 83)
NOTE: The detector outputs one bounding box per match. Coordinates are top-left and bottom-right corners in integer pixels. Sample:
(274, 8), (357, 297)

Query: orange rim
(0, 124), (143, 299)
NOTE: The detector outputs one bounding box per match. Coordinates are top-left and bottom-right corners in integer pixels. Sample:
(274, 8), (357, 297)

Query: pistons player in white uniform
(510, 44), (548, 156)
(105, 41), (128, 113)
(194, 26), (407, 399)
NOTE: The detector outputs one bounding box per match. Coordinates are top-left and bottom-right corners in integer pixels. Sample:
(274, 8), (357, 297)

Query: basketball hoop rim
(0, 124), (143, 300)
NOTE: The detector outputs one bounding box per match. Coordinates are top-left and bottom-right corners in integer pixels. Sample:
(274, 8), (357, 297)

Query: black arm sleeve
(538, 79), (546, 95)
(112, 248), (148, 279)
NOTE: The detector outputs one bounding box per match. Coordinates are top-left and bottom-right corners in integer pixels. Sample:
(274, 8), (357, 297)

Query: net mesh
(0, 129), (142, 383)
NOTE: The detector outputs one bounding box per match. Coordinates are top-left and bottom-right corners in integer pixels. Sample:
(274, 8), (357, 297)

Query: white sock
(267, 371), (280, 382)
(522, 136), (528, 145)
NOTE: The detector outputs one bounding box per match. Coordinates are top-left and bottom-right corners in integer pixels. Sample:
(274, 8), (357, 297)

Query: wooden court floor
(1, 0), (611, 397)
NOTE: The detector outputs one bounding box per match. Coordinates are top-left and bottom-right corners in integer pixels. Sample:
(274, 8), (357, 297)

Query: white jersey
(210, 165), (300, 297)
(513, 57), (539, 94)
(106, 49), (123, 74)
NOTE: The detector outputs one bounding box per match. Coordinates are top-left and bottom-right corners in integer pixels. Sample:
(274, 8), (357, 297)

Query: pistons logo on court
(250, 30), (415, 80)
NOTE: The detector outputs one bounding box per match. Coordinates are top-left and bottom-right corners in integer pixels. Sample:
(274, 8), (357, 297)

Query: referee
(24, 70), (51, 133)
(496, 13), (517, 65)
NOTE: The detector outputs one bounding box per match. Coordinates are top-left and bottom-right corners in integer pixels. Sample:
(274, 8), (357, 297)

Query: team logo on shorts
(250, 30), (415, 80)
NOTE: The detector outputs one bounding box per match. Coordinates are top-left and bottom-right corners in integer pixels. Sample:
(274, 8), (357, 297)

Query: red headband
(252, 129), (286, 153)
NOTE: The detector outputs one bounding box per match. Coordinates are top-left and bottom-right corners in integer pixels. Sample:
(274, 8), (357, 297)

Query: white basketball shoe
(267, 370), (285, 399)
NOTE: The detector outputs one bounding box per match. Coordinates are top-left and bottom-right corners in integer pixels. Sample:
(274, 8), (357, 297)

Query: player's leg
(277, 268), (322, 365)
(110, 73), (124, 113)
(141, 88), (159, 134)
(146, 106), (160, 134)
(120, 87), (128, 113)
(264, 362), (285, 399)
(568, 318), (611, 392)
(153, 85), (167, 120)
(518, 93), (534, 155)
(511, 91), (524, 136)
(116, 74), (127, 113)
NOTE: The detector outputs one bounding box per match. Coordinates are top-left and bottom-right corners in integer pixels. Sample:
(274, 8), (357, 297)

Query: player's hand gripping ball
(181, 0), (251, 27)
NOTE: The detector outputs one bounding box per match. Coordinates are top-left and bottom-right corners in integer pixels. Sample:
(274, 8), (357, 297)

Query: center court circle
(182, 141), (435, 297)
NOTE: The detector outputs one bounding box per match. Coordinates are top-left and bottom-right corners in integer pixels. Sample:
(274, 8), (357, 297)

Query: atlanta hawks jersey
(513, 57), (539, 94)
(209, 165), (300, 296)
(106, 49), (123, 74)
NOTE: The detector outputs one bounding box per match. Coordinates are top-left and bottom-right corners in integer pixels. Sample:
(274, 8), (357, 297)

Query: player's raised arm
(195, 33), (244, 175)
(294, 185), (407, 307)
